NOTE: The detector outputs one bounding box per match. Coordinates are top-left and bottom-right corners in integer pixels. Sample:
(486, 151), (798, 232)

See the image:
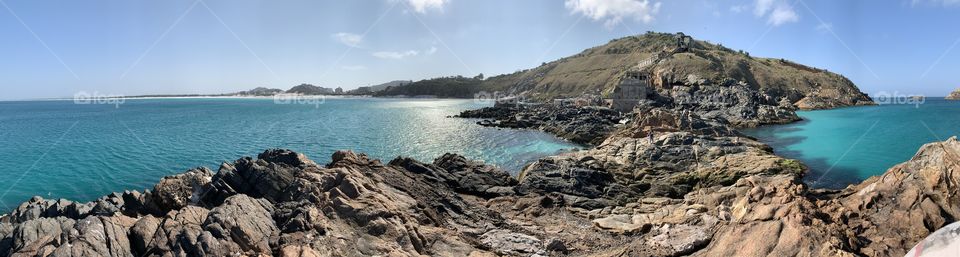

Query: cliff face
(481, 32), (874, 110)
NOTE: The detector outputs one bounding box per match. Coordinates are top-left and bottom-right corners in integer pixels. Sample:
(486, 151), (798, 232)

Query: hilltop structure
(607, 69), (652, 112)
(471, 31), (873, 110)
(605, 32), (694, 112)
(675, 32), (692, 52)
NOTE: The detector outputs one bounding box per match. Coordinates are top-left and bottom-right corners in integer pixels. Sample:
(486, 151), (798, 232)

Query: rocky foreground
(1, 111), (958, 256)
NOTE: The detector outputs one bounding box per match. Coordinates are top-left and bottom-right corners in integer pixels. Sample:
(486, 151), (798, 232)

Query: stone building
(607, 69), (651, 112)
(676, 32), (692, 52)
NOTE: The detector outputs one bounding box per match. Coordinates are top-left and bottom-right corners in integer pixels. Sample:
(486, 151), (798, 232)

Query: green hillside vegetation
(373, 76), (483, 98)
(478, 32), (870, 107)
(287, 83), (335, 95)
(375, 32), (870, 108)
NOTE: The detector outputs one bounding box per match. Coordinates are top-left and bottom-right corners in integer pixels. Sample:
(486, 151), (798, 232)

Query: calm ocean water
(742, 98), (960, 189)
(0, 98), (580, 211)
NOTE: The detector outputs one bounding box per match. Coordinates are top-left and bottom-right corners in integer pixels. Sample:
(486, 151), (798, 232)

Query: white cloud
(403, 0), (447, 13)
(564, 0), (662, 29)
(372, 50), (420, 59)
(331, 32), (363, 48)
(751, 0), (799, 26)
(768, 5), (799, 25)
(371, 46), (437, 60)
(341, 65), (367, 71)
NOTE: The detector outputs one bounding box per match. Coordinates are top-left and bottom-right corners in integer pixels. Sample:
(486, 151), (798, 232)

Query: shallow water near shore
(0, 98), (579, 211)
(741, 98), (960, 189)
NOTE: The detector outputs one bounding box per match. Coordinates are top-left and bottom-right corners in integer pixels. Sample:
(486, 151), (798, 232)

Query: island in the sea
(1, 32), (954, 257)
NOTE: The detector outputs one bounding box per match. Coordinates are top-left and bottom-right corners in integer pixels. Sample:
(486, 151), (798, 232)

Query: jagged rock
(273, 201), (326, 234)
(204, 156), (299, 205)
(47, 215), (137, 257)
(147, 167), (213, 214)
(458, 105), (625, 145)
(516, 159), (619, 207)
(258, 148), (317, 167)
(433, 153), (518, 196)
(119, 190), (146, 217)
(479, 230), (545, 256)
(661, 84), (802, 127)
(592, 214), (651, 234)
(832, 136), (960, 256)
(3, 197), (63, 223)
(645, 224), (711, 256)
(516, 108), (792, 208)
(611, 107), (739, 139)
(0, 135), (956, 257)
(390, 153), (517, 198)
(140, 206), (209, 257)
(7, 217), (75, 256)
(202, 194), (278, 255)
(129, 216), (160, 256)
(0, 222), (12, 256)
(3, 215), (136, 257)
(545, 238), (568, 253)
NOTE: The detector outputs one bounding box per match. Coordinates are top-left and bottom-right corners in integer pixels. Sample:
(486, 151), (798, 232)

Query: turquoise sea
(742, 98), (960, 189)
(4, 97), (957, 211)
(0, 98), (580, 211)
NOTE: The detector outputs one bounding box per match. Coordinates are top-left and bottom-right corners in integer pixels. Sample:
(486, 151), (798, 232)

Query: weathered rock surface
(477, 32), (875, 110)
(946, 88), (960, 100)
(457, 67), (804, 149)
(458, 104), (625, 145)
(0, 137), (956, 256)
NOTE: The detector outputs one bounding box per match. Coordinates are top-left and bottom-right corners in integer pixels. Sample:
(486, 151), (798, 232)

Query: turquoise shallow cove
(0, 98), (579, 211)
(742, 98), (960, 189)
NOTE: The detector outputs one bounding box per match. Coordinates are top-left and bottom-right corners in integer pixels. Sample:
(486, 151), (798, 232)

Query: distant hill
(286, 84), (335, 95)
(376, 32), (872, 109)
(372, 76), (482, 97)
(479, 32), (871, 109)
(235, 87), (283, 96)
(347, 80), (412, 95)
(369, 80), (412, 92)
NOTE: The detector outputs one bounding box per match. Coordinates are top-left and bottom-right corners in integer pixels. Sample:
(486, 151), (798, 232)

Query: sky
(1, 0), (959, 100)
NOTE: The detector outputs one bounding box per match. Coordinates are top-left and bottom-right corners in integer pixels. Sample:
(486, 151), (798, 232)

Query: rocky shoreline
(2, 90), (958, 256)
(1, 134), (957, 256)
(0, 52), (947, 255)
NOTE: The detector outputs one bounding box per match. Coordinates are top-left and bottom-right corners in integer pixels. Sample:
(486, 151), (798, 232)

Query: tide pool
(742, 98), (960, 188)
(0, 98), (580, 211)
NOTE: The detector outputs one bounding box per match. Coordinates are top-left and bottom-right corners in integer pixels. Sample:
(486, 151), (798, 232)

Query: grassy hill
(373, 76), (482, 98)
(375, 32), (872, 109)
(478, 32), (871, 109)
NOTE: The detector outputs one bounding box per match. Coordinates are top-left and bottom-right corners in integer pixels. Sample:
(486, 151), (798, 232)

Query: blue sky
(0, 0), (958, 100)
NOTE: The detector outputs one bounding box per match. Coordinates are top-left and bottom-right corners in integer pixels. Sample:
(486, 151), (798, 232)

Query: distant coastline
(0, 94), (488, 103)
